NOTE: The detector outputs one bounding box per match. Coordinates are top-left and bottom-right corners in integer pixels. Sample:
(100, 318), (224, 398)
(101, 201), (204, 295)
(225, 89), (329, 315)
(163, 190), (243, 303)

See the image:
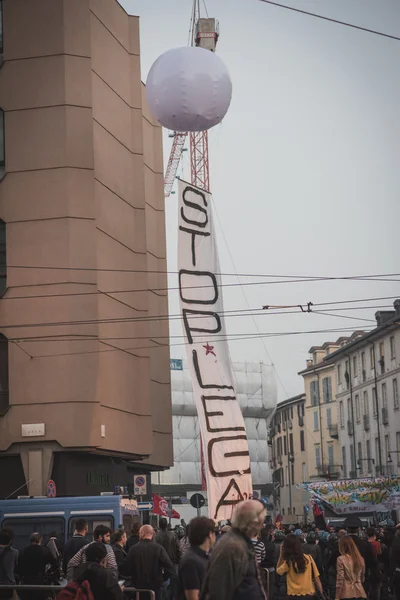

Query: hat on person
(343, 516), (363, 529)
(294, 529), (303, 536)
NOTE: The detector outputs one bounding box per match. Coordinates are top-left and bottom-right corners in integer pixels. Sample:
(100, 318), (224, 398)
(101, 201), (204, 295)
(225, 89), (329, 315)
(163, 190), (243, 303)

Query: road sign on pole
(47, 480), (56, 498)
(190, 493), (205, 517)
(134, 475), (147, 496)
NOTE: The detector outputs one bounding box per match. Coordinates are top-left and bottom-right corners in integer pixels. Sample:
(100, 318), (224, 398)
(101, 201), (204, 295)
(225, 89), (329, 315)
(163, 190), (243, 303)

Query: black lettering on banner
(214, 478), (244, 520)
(183, 308), (221, 345)
(179, 270), (219, 305)
(192, 349), (234, 390)
(181, 185), (208, 228)
(179, 227), (210, 268)
(201, 395), (246, 433)
(208, 435), (251, 477)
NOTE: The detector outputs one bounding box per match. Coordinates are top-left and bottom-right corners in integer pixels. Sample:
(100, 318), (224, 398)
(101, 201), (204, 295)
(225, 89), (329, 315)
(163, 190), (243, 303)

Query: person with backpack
(57, 542), (123, 600)
(0, 529), (18, 600)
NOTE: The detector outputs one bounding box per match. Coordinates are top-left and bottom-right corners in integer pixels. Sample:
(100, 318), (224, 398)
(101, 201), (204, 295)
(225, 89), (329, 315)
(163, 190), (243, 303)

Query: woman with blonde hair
(336, 536), (367, 600)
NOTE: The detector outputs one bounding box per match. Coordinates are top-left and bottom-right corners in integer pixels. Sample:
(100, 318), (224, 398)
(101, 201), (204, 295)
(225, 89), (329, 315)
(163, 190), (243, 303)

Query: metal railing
(0, 585), (155, 600)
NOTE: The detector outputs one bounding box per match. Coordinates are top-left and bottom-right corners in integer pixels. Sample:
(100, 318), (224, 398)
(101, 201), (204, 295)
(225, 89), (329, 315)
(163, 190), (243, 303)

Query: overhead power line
(258, 0), (400, 41)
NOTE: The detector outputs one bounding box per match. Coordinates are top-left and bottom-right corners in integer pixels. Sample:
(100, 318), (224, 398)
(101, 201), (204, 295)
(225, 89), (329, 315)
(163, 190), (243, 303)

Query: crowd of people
(0, 503), (399, 600)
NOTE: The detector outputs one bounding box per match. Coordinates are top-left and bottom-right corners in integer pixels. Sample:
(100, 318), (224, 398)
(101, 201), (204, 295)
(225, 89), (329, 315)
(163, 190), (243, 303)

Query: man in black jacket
(17, 532), (58, 600)
(62, 519), (89, 574)
(123, 525), (173, 600)
(72, 542), (122, 600)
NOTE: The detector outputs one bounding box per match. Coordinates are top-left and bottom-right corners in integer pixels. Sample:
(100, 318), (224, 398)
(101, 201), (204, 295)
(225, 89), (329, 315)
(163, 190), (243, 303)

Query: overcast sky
(118, 0), (400, 402)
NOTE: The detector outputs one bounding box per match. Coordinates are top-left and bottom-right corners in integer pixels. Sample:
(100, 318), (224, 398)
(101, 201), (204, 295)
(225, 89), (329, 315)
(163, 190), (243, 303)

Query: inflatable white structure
(157, 359), (277, 488)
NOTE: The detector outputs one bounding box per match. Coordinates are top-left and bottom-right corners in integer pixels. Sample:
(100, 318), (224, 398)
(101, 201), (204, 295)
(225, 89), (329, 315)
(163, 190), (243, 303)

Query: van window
(122, 514), (132, 533)
(2, 517), (64, 550)
(68, 517), (114, 542)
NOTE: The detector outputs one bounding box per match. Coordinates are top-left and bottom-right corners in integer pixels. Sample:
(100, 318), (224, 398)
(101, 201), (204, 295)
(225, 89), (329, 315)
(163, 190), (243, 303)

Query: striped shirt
(251, 539), (266, 564)
(66, 542), (118, 581)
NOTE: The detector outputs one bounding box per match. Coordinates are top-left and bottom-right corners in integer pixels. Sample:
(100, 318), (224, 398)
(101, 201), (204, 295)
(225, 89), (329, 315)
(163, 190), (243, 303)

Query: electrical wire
(29, 326), (377, 359)
(258, 0), (400, 41)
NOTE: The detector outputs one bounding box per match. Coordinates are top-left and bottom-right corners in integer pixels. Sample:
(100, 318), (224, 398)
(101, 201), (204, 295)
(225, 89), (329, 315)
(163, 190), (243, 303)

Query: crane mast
(163, 17), (219, 197)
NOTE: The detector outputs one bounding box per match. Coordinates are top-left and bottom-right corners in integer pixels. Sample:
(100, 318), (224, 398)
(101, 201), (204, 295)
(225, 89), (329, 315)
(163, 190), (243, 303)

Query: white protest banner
(178, 180), (253, 520)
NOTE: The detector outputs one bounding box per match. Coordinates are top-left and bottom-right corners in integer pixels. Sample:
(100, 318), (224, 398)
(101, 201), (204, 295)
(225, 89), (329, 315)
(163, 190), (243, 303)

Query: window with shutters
(0, 333), (9, 416)
(353, 356), (358, 378)
(372, 388), (378, 416)
(393, 379), (399, 410)
(313, 411), (319, 431)
(289, 433), (294, 455)
(326, 407), (332, 428)
(284, 436), (287, 456)
(0, 220), (5, 295)
(339, 401), (344, 427)
(315, 446), (321, 468)
(382, 383), (387, 409)
(337, 364), (342, 385)
(328, 444), (334, 466)
(355, 394), (360, 422)
(342, 447), (347, 478)
(363, 390), (369, 415)
(357, 442), (363, 474)
(300, 430), (305, 451)
(310, 380), (318, 406)
(322, 377), (332, 403)
(390, 336), (396, 360)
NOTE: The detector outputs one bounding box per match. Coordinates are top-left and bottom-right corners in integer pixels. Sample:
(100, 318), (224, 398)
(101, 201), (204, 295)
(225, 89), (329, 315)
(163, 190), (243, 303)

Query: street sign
(251, 489), (262, 500)
(134, 474), (147, 496)
(47, 480), (56, 498)
(138, 501), (154, 511)
(190, 493), (205, 509)
(170, 359), (183, 371)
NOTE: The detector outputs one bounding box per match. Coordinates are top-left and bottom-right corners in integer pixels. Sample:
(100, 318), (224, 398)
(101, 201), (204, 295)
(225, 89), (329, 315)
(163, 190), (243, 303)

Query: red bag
(56, 580), (94, 600)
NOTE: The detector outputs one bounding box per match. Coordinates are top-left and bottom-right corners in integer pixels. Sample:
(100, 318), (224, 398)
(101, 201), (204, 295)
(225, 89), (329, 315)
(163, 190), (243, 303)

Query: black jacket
(123, 539), (173, 591)
(155, 530), (181, 564)
(111, 544), (128, 575)
(63, 535), (90, 573)
(17, 544), (58, 582)
(126, 535), (139, 551)
(75, 562), (123, 600)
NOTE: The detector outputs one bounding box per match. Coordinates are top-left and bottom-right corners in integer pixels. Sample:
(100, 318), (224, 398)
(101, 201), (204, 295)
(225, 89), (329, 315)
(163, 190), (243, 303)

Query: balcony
(316, 464), (341, 480)
(363, 414), (370, 431)
(382, 407), (389, 425)
(347, 420), (354, 436)
(328, 423), (339, 439)
(375, 464), (394, 477)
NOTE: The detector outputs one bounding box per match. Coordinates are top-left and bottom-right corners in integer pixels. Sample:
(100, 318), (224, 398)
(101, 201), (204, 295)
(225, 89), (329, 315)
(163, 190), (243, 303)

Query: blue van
(0, 495), (140, 549)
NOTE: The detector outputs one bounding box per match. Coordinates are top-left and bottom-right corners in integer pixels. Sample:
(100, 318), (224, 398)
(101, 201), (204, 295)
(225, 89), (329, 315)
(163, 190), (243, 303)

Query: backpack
(56, 581), (94, 600)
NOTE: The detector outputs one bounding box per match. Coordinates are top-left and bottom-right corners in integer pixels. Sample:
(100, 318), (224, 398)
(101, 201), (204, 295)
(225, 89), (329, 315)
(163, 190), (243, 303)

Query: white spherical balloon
(146, 46), (232, 132)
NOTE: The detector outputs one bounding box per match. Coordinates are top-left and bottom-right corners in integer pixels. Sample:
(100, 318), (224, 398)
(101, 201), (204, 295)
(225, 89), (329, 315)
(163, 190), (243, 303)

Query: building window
(310, 380), (318, 406)
(337, 364), (342, 385)
(357, 441), (363, 474)
(379, 342), (385, 374)
(363, 390), (369, 415)
(350, 444), (355, 476)
(385, 435), (390, 465)
(372, 387), (377, 417)
(390, 336), (396, 360)
(370, 346), (375, 370)
(382, 383), (387, 409)
(289, 433), (294, 455)
(322, 377), (332, 403)
(366, 439), (371, 472)
(342, 447), (347, 478)
(339, 401), (344, 427)
(345, 360), (350, 389)
(347, 397), (352, 422)
(315, 446), (321, 468)
(355, 394), (360, 422)
(375, 437), (380, 468)
(396, 432), (400, 467)
(0, 108), (4, 179)
(352, 356), (358, 378)
(291, 462), (294, 483)
(327, 407), (332, 428)
(286, 466), (289, 486)
(394, 379), (399, 410)
(328, 444), (334, 466)
(300, 430), (305, 451)
(361, 351), (366, 374)
(0, 333), (9, 416)
(302, 462), (307, 482)
(284, 436), (287, 456)
(0, 219), (5, 295)
(313, 410), (319, 431)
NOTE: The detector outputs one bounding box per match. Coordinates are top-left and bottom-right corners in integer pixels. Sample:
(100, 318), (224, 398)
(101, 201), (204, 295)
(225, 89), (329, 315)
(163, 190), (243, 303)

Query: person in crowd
(111, 530), (128, 576)
(336, 536), (366, 600)
(17, 532), (58, 600)
(0, 528), (18, 600)
(58, 542), (123, 600)
(179, 525), (191, 558)
(276, 533), (323, 599)
(67, 525), (117, 581)
(343, 516), (379, 595)
(200, 499), (267, 600)
(123, 525), (173, 600)
(338, 530), (347, 540)
(155, 517), (181, 600)
(391, 528), (400, 600)
(366, 527), (381, 560)
(251, 534), (266, 565)
(126, 522), (141, 552)
(62, 519), (89, 575)
(178, 516), (215, 600)
(272, 531), (287, 600)
(302, 531), (323, 574)
(260, 526), (277, 600)
(323, 533), (339, 600)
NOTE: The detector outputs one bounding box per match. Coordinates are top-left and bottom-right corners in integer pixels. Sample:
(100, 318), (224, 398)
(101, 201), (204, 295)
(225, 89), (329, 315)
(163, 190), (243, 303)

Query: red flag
(152, 494), (180, 519)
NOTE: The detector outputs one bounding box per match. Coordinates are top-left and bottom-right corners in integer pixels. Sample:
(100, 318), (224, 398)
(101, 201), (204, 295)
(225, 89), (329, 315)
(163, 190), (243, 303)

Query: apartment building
(268, 393), (310, 523)
(323, 302), (400, 479)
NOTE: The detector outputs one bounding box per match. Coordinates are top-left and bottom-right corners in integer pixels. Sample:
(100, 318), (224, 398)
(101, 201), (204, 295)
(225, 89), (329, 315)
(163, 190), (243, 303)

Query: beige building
(0, 0), (172, 498)
(299, 341), (345, 481)
(268, 393), (310, 523)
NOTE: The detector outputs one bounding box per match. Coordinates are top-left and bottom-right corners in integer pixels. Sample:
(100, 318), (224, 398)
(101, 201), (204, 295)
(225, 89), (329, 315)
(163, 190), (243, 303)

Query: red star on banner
(203, 343), (216, 357)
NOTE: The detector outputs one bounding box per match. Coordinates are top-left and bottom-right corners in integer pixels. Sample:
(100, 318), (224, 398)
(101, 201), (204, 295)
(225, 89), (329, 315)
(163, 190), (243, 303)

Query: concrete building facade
(268, 393), (310, 523)
(323, 302), (400, 479)
(0, 0), (172, 498)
